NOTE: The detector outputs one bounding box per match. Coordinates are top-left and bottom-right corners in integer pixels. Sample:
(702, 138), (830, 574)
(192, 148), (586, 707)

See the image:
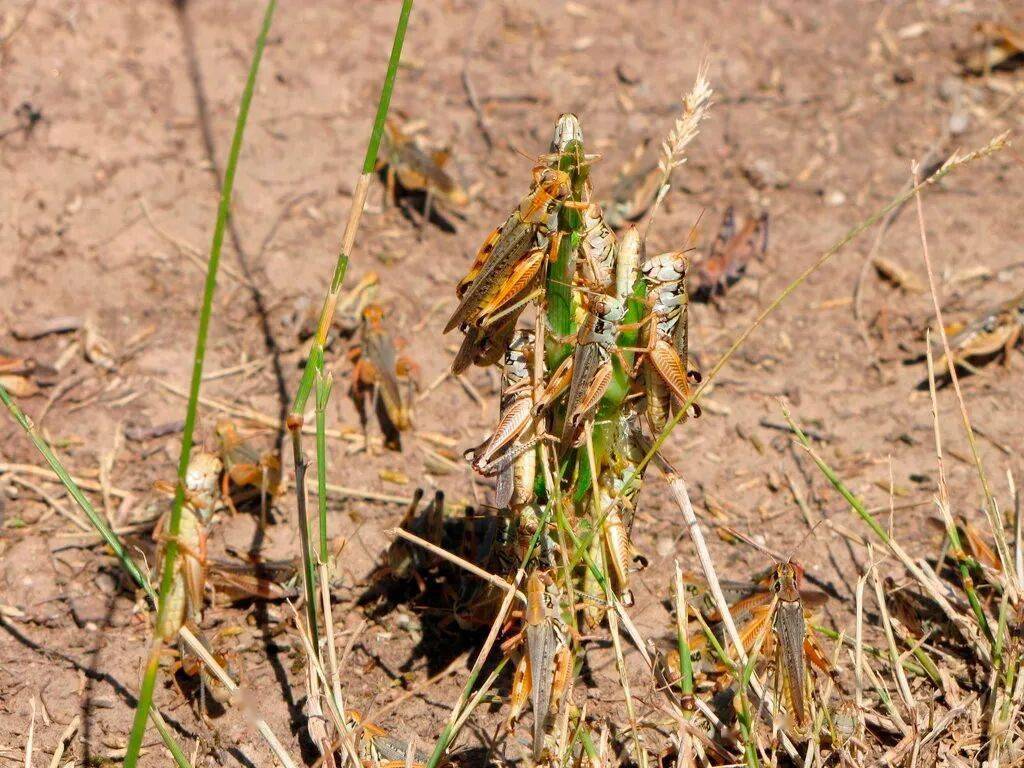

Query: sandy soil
(1, 0), (1022, 766)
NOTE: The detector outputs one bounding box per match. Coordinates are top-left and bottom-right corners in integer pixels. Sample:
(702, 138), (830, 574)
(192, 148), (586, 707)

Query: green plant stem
(292, 425), (320, 651)
(315, 368), (333, 564)
(673, 564), (695, 702)
(361, 0), (413, 176)
(292, 0), (414, 417)
(123, 2), (276, 764)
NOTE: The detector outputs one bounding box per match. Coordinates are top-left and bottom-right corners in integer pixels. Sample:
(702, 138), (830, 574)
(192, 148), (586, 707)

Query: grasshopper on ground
(637, 249), (702, 434)
(694, 206), (769, 301)
(300, 270), (380, 344)
(206, 553), (299, 604)
(349, 303), (419, 449)
(348, 708), (433, 768)
(169, 625), (242, 720)
(214, 419), (282, 523)
(503, 571), (572, 762)
(151, 450), (223, 640)
(931, 289), (1024, 377)
(683, 553), (833, 740)
(376, 119), (469, 228)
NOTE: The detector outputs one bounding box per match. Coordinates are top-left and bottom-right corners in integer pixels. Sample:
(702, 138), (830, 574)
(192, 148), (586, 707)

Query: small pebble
(825, 189), (847, 207)
(948, 111), (969, 136)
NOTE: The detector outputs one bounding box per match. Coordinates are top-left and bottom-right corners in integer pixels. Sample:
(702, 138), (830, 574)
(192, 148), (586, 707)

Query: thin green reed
(123, 2), (277, 764)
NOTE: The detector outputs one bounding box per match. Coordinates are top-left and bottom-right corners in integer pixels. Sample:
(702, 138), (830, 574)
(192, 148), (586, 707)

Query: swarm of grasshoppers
(440, 113), (707, 761)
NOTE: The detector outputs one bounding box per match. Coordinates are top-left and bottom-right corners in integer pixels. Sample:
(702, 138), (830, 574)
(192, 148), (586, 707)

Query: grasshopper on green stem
(503, 570), (572, 761)
(444, 167), (573, 336)
(636, 250), (702, 434)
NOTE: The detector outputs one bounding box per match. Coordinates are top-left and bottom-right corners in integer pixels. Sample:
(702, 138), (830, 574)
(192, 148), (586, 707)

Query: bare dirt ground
(1, 0), (1022, 766)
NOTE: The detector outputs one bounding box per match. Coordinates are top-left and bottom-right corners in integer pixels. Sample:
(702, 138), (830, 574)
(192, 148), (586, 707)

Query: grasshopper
(349, 709), (432, 767)
(151, 450), (224, 639)
(559, 294), (628, 447)
(694, 207), (769, 301)
(536, 227), (642, 447)
(300, 270), (380, 344)
(464, 330), (546, 516)
(214, 419), (282, 523)
(169, 625), (241, 719)
(601, 136), (663, 230)
(932, 289), (1024, 377)
(444, 165), (573, 336)
(376, 119), (469, 229)
(206, 554), (299, 604)
(349, 304), (419, 449)
(577, 203), (618, 293)
(503, 571), (572, 761)
(154, 501), (208, 641)
(637, 250), (702, 433)
(682, 550), (832, 740)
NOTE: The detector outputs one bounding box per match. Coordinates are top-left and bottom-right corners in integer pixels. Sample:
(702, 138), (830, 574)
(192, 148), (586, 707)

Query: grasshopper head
(772, 561), (803, 602)
(361, 303), (386, 330)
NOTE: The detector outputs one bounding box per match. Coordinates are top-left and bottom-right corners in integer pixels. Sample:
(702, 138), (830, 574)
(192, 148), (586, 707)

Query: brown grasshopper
(932, 289), (1024, 377)
(559, 294), (628, 447)
(694, 207), (769, 300)
(588, 408), (649, 613)
(577, 203), (618, 294)
(349, 304), (419, 449)
(154, 501), (208, 641)
(169, 625), (242, 719)
(206, 554), (299, 604)
(683, 550), (833, 740)
(602, 137), (663, 230)
(959, 21), (1024, 75)
(444, 165), (573, 336)
(464, 330), (544, 512)
(214, 419), (282, 523)
(150, 451), (224, 639)
(536, 227), (641, 448)
(503, 571), (572, 761)
(376, 119), (469, 229)
(349, 708), (432, 767)
(637, 250), (702, 434)
(300, 271), (380, 344)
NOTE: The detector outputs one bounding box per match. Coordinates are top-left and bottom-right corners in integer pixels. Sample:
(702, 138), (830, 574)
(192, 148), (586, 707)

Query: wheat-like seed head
(658, 61), (713, 179)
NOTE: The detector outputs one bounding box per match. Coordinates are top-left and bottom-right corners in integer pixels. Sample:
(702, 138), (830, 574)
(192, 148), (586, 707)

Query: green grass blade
(124, 1), (276, 763)
(361, 0), (414, 175)
(292, 0), (415, 416)
(0, 385), (154, 602)
(315, 367), (333, 564)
